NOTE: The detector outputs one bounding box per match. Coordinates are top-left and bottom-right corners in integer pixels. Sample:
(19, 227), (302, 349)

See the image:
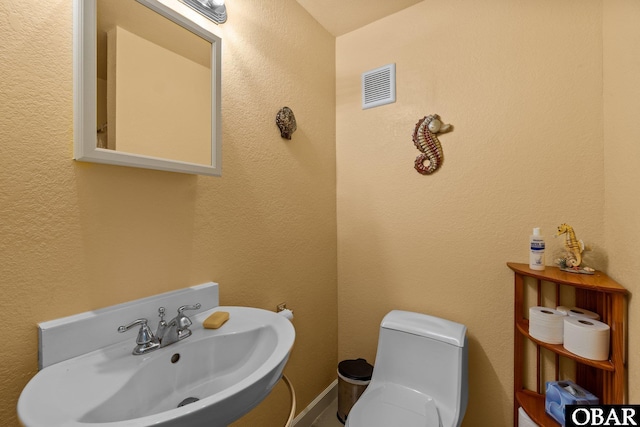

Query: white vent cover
(362, 63), (396, 110)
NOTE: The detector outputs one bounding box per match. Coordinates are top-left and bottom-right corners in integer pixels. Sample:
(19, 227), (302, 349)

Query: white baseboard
(292, 379), (338, 427)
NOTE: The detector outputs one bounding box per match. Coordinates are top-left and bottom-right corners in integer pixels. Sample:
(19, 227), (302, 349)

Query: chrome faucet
(156, 304), (201, 348)
(117, 303), (201, 355)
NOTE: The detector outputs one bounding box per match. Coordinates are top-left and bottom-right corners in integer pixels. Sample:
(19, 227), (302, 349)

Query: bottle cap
(533, 227), (541, 236)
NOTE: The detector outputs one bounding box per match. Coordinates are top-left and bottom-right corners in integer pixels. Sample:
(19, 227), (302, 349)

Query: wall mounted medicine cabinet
(73, 0), (222, 175)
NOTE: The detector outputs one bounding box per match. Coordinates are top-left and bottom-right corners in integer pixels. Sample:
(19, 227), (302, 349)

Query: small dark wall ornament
(276, 106), (297, 140)
(412, 114), (453, 175)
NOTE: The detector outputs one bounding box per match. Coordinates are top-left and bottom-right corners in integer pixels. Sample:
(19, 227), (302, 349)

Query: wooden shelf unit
(508, 262), (627, 427)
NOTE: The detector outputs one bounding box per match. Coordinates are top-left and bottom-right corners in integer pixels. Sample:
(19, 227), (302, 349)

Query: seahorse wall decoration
(555, 223), (585, 267)
(413, 114), (453, 175)
(412, 114), (452, 175)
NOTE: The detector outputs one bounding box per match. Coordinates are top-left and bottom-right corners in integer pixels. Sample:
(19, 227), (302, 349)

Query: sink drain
(178, 397), (200, 408)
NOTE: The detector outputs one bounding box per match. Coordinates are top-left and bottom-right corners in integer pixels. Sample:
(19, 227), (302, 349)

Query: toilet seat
(346, 383), (442, 427)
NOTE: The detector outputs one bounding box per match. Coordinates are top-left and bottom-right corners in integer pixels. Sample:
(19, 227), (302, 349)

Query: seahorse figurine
(412, 114), (452, 175)
(555, 223), (585, 267)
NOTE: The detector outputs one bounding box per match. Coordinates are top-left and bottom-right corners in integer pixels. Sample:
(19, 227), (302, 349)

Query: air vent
(362, 63), (396, 110)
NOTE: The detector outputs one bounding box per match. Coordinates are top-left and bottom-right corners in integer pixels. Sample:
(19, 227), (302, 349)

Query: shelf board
(516, 390), (560, 427)
(516, 319), (615, 371)
(507, 262), (627, 294)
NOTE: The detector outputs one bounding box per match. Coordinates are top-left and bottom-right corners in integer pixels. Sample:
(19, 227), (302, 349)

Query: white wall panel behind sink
(38, 282), (218, 368)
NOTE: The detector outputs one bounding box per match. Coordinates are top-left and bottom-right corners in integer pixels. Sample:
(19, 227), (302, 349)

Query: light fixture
(181, 0), (227, 24)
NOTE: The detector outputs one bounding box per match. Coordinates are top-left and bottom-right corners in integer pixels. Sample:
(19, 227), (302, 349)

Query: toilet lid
(347, 384), (442, 427)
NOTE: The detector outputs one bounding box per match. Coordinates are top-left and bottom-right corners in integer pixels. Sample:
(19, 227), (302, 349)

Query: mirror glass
(74, 0), (222, 176)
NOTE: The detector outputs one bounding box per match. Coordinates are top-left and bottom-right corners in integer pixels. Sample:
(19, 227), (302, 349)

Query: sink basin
(18, 306), (295, 427)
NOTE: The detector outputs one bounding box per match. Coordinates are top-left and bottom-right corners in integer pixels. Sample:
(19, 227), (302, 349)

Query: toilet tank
(373, 310), (468, 427)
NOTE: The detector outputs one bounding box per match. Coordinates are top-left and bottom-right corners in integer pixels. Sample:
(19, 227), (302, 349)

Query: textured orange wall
(336, 1), (608, 425)
(603, 0), (640, 405)
(4, 0), (639, 426)
(0, 0), (336, 425)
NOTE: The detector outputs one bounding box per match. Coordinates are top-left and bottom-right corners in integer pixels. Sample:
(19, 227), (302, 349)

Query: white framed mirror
(73, 0), (222, 176)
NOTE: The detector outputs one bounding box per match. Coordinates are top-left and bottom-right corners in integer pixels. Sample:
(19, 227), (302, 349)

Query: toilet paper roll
(563, 317), (610, 361)
(518, 407), (539, 427)
(556, 306), (600, 320)
(529, 307), (566, 345)
(278, 308), (294, 321)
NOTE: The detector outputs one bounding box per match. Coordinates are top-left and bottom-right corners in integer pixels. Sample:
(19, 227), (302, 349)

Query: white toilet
(345, 310), (468, 427)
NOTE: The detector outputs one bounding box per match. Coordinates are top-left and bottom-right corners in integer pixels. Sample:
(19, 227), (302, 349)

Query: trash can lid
(338, 358), (373, 381)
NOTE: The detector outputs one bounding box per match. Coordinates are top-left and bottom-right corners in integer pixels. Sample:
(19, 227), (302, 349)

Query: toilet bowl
(345, 310), (468, 427)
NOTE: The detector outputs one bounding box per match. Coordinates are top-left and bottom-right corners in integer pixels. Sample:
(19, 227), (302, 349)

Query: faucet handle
(176, 304), (202, 336)
(118, 318), (149, 333)
(117, 318), (160, 355)
(177, 303), (201, 315)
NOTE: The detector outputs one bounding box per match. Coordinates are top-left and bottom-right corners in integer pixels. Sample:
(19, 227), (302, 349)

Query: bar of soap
(203, 311), (229, 329)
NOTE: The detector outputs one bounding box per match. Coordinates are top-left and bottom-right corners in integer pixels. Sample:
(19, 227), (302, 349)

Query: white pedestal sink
(18, 285), (295, 427)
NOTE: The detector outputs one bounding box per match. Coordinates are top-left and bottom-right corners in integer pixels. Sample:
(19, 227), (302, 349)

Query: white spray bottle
(529, 227), (545, 270)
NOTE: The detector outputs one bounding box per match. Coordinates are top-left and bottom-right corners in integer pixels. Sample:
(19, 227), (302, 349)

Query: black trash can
(337, 358), (373, 424)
